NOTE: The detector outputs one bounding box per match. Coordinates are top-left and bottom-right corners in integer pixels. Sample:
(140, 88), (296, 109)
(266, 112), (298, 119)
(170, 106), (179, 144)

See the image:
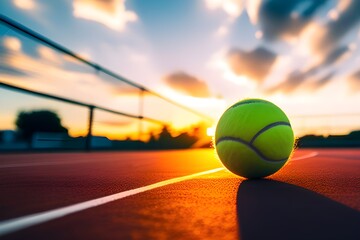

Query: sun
(207, 126), (216, 137)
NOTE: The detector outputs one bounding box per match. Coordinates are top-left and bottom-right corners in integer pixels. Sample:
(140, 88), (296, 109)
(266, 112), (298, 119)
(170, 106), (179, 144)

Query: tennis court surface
(0, 148), (359, 239)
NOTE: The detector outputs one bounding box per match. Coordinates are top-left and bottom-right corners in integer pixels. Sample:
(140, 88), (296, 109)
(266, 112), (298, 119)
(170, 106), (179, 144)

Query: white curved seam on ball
(215, 137), (288, 163)
(249, 121), (292, 144)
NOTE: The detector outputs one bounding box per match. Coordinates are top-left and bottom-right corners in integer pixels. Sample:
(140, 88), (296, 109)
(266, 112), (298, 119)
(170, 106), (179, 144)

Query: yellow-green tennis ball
(215, 99), (294, 179)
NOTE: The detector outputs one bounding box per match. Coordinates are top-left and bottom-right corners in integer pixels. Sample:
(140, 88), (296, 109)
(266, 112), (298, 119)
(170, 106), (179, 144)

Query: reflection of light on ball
(215, 99), (294, 179)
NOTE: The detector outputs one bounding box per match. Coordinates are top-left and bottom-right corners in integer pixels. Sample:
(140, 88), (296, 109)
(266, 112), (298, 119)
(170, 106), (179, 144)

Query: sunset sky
(1, 0), (360, 138)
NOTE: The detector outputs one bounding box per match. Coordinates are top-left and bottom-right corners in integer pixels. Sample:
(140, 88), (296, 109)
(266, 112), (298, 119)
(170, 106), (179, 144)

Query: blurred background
(1, 0), (360, 151)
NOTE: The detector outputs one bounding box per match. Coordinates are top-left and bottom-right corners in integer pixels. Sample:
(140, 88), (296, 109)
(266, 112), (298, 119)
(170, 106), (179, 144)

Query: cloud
(0, 65), (29, 77)
(215, 25), (229, 37)
(227, 47), (277, 83)
(207, 48), (258, 88)
(111, 84), (141, 96)
(266, 68), (337, 94)
(266, 43), (351, 94)
(348, 70), (360, 91)
(12, 0), (36, 10)
(3, 37), (22, 51)
(38, 46), (62, 64)
(302, 1), (360, 58)
(246, 0), (358, 95)
(246, 0), (262, 24)
(304, 45), (351, 75)
(255, 0), (327, 41)
(306, 72), (335, 91)
(319, 1), (360, 51)
(266, 70), (306, 94)
(163, 72), (211, 98)
(322, 46), (350, 66)
(73, 0), (137, 31)
(327, 1), (352, 21)
(205, 0), (245, 18)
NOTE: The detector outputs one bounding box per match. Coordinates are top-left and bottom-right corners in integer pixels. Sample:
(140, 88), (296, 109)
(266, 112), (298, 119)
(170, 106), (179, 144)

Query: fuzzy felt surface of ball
(215, 99), (294, 179)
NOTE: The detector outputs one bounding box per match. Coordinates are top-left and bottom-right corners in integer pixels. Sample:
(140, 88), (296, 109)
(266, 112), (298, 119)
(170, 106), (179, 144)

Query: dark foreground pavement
(0, 149), (359, 239)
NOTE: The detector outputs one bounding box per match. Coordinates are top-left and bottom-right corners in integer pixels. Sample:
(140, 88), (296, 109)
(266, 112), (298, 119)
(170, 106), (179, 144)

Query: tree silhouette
(156, 126), (173, 148)
(15, 110), (68, 141)
(145, 125), (200, 149)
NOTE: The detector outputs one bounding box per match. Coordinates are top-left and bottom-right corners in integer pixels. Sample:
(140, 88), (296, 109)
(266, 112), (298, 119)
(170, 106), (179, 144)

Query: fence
(0, 15), (213, 151)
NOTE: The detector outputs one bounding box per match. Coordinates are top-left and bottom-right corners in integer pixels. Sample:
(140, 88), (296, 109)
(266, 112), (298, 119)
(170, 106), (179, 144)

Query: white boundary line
(0, 168), (224, 237)
(0, 151), (318, 236)
(291, 151), (319, 161)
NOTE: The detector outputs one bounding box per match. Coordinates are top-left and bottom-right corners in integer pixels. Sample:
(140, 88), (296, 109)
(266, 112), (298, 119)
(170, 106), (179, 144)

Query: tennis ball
(215, 99), (294, 179)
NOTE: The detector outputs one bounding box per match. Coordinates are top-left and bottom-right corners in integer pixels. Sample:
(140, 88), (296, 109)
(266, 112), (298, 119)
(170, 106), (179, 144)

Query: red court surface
(0, 148), (359, 239)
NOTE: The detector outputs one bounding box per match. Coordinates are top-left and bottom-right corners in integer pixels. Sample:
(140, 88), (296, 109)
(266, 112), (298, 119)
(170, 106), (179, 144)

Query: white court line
(0, 151), (318, 236)
(291, 151), (318, 161)
(0, 167), (224, 237)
